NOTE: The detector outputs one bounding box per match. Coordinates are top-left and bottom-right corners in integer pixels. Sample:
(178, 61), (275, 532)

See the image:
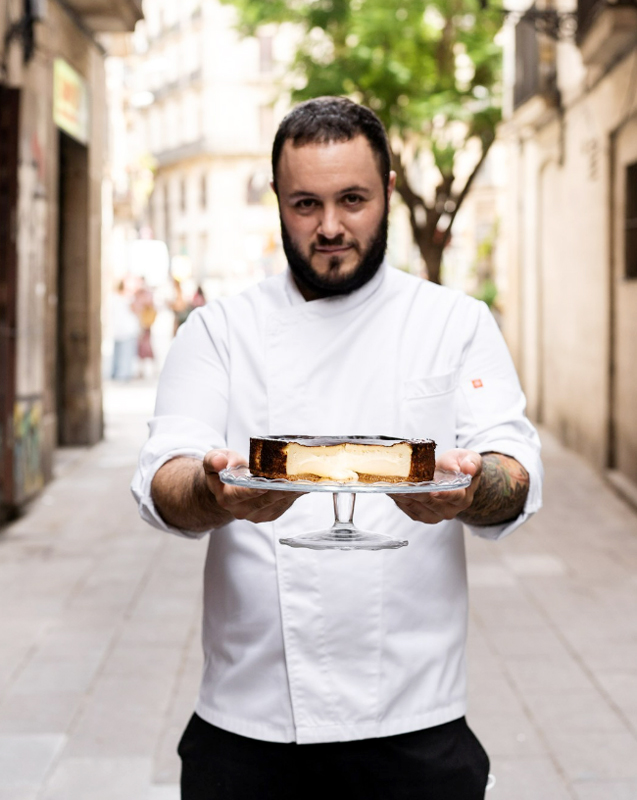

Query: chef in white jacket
(132, 97), (542, 800)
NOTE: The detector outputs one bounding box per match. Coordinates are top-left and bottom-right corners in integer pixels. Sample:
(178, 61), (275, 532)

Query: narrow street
(1, 381), (637, 799)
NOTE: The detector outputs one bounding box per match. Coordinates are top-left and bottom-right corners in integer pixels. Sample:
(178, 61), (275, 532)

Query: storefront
(0, 0), (142, 521)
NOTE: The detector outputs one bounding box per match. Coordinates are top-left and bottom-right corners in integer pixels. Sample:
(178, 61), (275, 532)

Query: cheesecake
(249, 435), (436, 483)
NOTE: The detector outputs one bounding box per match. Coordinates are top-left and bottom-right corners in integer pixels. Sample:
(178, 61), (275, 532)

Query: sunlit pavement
(1, 380), (637, 799)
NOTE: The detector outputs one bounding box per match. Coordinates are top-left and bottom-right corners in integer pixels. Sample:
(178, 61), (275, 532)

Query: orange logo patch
(471, 379), (483, 389)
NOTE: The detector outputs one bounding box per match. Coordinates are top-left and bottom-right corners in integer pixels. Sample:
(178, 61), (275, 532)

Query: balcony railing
(513, 10), (558, 112)
(514, 16), (540, 109)
(63, 0), (143, 33)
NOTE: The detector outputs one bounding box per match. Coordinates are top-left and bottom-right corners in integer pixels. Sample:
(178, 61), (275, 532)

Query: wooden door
(611, 116), (637, 485)
(0, 88), (20, 518)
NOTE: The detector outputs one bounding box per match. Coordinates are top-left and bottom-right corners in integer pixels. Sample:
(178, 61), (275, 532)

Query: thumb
(203, 449), (230, 476)
(460, 452), (482, 478)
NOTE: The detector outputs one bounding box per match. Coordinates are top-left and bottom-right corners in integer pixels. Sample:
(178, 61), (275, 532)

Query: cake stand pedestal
(281, 491), (405, 550)
(219, 467), (472, 552)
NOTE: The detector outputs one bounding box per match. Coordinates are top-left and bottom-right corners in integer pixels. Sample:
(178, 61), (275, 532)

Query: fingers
(243, 494), (302, 523)
(391, 495), (446, 524)
(203, 448), (247, 476)
(223, 490), (302, 519)
(435, 448), (482, 477)
(390, 486), (474, 523)
(459, 452), (482, 483)
(202, 448), (304, 523)
(203, 448), (267, 502)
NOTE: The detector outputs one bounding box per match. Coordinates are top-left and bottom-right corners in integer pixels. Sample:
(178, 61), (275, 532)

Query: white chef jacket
(132, 262), (542, 745)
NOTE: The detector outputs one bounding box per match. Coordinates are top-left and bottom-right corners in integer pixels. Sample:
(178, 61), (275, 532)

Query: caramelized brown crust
(249, 436), (436, 482)
(408, 440), (436, 481)
(249, 437), (288, 479)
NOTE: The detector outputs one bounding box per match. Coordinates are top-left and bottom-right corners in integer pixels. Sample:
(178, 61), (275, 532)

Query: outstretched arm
(151, 449), (304, 533)
(390, 449), (529, 527)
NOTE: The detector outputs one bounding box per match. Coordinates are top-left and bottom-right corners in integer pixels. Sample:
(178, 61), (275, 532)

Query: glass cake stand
(219, 466), (472, 551)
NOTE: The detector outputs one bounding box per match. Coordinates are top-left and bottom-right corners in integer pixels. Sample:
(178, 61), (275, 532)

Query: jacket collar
(283, 260), (388, 316)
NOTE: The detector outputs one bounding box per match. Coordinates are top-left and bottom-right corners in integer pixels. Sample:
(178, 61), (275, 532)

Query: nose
(317, 204), (344, 240)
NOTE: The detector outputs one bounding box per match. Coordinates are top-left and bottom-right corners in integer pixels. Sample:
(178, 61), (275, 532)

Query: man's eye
(295, 198), (317, 210)
(343, 194), (363, 205)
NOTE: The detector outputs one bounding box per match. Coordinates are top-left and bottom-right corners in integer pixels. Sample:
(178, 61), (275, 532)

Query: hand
(203, 449), (305, 524)
(389, 449), (482, 525)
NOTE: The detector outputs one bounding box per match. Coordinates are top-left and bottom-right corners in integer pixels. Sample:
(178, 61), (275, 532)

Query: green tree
(222, 0), (503, 284)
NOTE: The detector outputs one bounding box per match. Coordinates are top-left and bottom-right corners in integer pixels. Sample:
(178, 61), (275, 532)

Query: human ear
(387, 170), (397, 203)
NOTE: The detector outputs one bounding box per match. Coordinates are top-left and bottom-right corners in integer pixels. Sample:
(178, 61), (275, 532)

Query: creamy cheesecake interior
(249, 435), (436, 483)
(285, 441), (412, 482)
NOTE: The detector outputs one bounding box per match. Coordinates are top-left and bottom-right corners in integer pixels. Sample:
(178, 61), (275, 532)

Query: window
(512, 9), (557, 111)
(513, 17), (539, 110)
(576, 0), (608, 44)
(180, 177), (187, 213)
(626, 161), (637, 279)
(200, 173), (207, 209)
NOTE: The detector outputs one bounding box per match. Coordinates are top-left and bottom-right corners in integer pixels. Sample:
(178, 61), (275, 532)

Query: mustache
(311, 234), (360, 251)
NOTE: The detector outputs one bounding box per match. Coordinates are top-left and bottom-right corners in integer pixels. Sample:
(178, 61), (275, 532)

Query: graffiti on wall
(13, 397), (44, 503)
(16, 94), (48, 399)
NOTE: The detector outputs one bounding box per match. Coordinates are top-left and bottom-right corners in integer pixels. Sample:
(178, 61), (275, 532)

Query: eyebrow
(287, 185), (372, 199)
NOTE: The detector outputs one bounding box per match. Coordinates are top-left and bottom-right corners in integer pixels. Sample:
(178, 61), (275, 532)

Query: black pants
(178, 713), (490, 800)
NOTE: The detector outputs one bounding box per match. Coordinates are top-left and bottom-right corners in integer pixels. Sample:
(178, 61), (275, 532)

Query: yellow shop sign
(53, 58), (89, 144)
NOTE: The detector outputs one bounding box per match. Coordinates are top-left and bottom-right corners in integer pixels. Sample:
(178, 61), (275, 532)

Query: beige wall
(504, 42), (637, 478)
(612, 115), (637, 484)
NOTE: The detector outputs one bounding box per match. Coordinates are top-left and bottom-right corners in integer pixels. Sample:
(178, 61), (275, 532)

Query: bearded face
(280, 202), (389, 298)
(274, 136), (395, 301)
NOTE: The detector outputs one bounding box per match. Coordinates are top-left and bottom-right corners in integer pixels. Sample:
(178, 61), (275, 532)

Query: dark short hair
(271, 96), (391, 191)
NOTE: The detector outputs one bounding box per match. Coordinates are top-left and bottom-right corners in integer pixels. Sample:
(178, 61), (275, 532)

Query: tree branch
(440, 137), (494, 250)
(391, 148), (431, 215)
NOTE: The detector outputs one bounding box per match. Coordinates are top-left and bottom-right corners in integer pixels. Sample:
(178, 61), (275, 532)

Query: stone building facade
(501, 0), (637, 501)
(113, 0), (292, 300)
(0, 0), (141, 520)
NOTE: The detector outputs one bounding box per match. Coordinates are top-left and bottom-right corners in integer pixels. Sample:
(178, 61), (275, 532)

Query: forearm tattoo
(458, 452), (529, 527)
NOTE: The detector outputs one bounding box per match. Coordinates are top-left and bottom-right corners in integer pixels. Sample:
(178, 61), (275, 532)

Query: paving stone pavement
(0, 380), (636, 798)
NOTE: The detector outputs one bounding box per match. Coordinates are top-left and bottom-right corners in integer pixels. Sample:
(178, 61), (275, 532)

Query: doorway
(0, 88), (20, 518)
(610, 116), (637, 488)
(56, 130), (96, 445)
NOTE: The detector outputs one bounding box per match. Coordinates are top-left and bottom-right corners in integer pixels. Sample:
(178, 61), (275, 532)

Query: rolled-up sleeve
(131, 304), (229, 538)
(455, 302), (543, 540)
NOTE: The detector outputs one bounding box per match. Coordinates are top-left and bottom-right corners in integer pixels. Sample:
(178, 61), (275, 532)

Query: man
(132, 97), (542, 799)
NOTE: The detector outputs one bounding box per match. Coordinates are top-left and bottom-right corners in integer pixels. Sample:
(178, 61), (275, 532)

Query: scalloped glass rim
(219, 465), (472, 494)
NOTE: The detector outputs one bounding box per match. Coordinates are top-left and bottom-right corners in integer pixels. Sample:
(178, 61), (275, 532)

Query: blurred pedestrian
(191, 285), (206, 309)
(170, 278), (191, 336)
(133, 278), (157, 377)
(110, 280), (139, 381)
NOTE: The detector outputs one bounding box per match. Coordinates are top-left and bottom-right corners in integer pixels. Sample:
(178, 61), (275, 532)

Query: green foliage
(224, 0), (501, 154)
(472, 219), (499, 308)
(222, 0), (504, 282)
(473, 277), (498, 308)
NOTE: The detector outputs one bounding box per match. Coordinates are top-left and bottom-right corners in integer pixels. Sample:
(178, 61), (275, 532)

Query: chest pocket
(402, 370), (458, 452)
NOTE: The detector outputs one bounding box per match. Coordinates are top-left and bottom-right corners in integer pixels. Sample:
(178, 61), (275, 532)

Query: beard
(280, 205), (389, 298)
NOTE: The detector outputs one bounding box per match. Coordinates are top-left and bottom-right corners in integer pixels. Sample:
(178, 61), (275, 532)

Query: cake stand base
(220, 465), (472, 553)
(279, 525), (408, 551)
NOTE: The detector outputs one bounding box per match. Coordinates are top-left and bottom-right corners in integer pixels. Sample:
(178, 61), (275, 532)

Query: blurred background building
(106, 0), (292, 303)
(105, 0), (504, 301)
(501, 0), (637, 502)
(0, 0), (141, 521)
(4, 0), (635, 519)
